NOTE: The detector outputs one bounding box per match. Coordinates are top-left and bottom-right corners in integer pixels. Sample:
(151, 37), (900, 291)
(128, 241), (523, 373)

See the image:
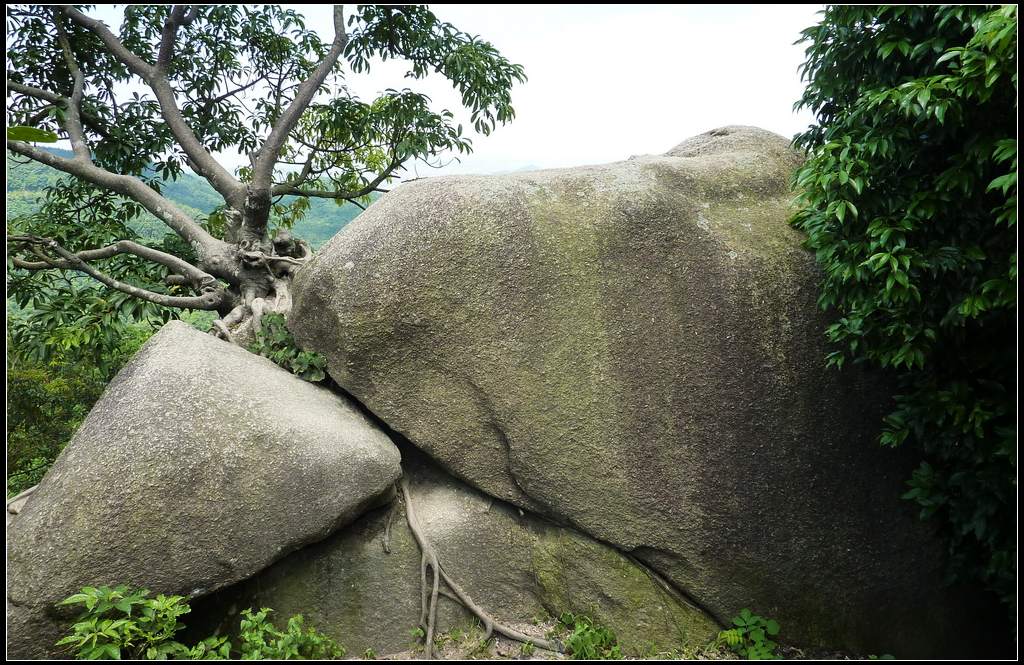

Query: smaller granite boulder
(6, 321), (402, 659)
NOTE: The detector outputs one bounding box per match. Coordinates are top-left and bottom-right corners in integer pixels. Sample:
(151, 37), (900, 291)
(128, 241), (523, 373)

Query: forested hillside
(6, 148), (370, 248)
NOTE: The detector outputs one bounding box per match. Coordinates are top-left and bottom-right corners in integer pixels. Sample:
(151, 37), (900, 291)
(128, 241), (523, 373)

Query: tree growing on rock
(7, 5), (525, 344)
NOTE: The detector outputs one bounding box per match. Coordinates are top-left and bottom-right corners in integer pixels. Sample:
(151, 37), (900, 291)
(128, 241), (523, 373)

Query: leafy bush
(237, 607), (344, 660)
(247, 312), (328, 383)
(558, 612), (622, 660)
(56, 585), (342, 660)
(716, 608), (781, 660)
(56, 586), (209, 660)
(792, 5), (1016, 611)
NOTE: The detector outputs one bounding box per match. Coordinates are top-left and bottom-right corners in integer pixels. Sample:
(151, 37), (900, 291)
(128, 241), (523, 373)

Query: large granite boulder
(6, 321), (402, 659)
(289, 126), (1000, 657)
(191, 452), (719, 657)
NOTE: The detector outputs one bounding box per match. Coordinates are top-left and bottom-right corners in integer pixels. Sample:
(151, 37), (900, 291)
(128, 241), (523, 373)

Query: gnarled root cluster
(398, 478), (564, 659)
(211, 229), (312, 345)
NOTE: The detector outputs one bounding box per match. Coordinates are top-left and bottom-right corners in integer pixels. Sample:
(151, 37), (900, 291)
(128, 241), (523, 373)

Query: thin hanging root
(382, 505), (394, 554)
(399, 478), (564, 658)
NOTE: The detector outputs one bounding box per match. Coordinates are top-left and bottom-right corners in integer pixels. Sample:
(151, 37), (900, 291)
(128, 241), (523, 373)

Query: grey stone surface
(195, 454), (718, 656)
(289, 126), (999, 657)
(6, 321), (402, 658)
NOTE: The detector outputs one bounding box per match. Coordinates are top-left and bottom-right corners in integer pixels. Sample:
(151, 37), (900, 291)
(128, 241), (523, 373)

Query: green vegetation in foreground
(792, 5), (1016, 613)
(56, 585), (343, 660)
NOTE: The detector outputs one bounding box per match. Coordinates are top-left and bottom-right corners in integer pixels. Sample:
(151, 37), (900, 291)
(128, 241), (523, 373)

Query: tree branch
(156, 6), (193, 71)
(272, 159), (401, 199)
(251, 5), (348, 189)
(10, 237), (214, 288)
(53, 11), (91, 161)
(9, 235), (224, 311)
(7, 80), (113, 141)
(6, 139), (222, 252)
(60, 5), (246, 210)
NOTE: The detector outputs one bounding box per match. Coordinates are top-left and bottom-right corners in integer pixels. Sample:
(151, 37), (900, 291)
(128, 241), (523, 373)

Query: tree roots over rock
(399, 478), (563, 659)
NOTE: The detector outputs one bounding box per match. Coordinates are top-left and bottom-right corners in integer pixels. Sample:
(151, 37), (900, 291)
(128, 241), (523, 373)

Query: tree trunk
(203, 201), (311, 346)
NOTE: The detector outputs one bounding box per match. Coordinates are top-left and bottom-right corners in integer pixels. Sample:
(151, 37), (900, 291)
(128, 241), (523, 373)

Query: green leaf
(7, 125), (59, 142)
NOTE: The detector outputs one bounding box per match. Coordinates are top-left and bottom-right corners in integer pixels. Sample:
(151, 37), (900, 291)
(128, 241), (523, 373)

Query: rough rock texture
(192, 452), (718, 657)
(289, 126), (1000, 657)
(6, 321), (402, 659)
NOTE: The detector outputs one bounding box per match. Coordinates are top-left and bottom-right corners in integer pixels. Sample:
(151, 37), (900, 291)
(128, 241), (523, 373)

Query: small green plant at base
(56, 585), (199, 660)
(520, 640), (536, 657)
(238, 607), (344, 659)
(558, 612), (622, 660)
(717, 608), (781, 660)
(56, 585), (342, 660)
(246, 312), (328, 382)
(363, 647), (377, 659)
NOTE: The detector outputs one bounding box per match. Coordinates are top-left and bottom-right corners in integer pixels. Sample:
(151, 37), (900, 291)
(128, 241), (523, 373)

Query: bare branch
(251, 5), (348, 189)
(53, 11), (91, 161)
(9, 236), (224, 311)
(272, 159), (402, 200)
(58, 5), (154, 79)
(10, 237), (215, 288)
(60, 5), (245, 210)
(6, 80), (64, 105)
(156, 6), (193, 71)
(8, 80), (113, 140)
(7, 139), (222, 252)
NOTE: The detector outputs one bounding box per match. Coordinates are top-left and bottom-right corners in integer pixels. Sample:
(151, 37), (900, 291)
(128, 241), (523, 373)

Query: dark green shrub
(247, 312), (328, 383)
(792, 5), (1016, 611)
(237, 607), (344, 660)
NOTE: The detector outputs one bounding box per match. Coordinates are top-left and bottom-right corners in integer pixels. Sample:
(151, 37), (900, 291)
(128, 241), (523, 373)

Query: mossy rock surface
(290, 126), (1000, 657)
(195, 453), (718, 657)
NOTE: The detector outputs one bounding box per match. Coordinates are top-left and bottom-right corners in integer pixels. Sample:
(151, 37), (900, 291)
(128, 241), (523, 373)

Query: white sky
(77, 4), (824, 177)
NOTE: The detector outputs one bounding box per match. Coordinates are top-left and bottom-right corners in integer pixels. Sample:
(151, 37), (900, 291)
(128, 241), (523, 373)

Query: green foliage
(558, 612), (622, 660)
(7, 125), (58, 142)
(6, 4), (523, 377)
(237, 608), (344, 660)
(56, 585), (202, 660)
(56, 586), (342, 660)
(362, 647), (377, 659)
(246, 312), (328, 382)
(716, 609), (781, 660)
(792, 5), (1016, 611)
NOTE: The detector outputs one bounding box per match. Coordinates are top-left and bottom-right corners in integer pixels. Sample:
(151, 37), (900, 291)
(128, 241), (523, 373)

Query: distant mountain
(6, 148), (372, 249)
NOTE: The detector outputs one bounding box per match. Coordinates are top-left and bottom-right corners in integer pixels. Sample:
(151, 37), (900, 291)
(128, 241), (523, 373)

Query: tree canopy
(792, 5), (1016, 611)
(6, 4), (526, 353)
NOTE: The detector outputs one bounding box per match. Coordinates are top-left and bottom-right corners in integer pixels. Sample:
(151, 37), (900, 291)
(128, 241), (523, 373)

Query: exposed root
(382, 504), (394, 554)
(210, 238), (307, 345)
(211, 319), (236, 344)
(399, 478), (563, 659)
(6, 484), (38, 514)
